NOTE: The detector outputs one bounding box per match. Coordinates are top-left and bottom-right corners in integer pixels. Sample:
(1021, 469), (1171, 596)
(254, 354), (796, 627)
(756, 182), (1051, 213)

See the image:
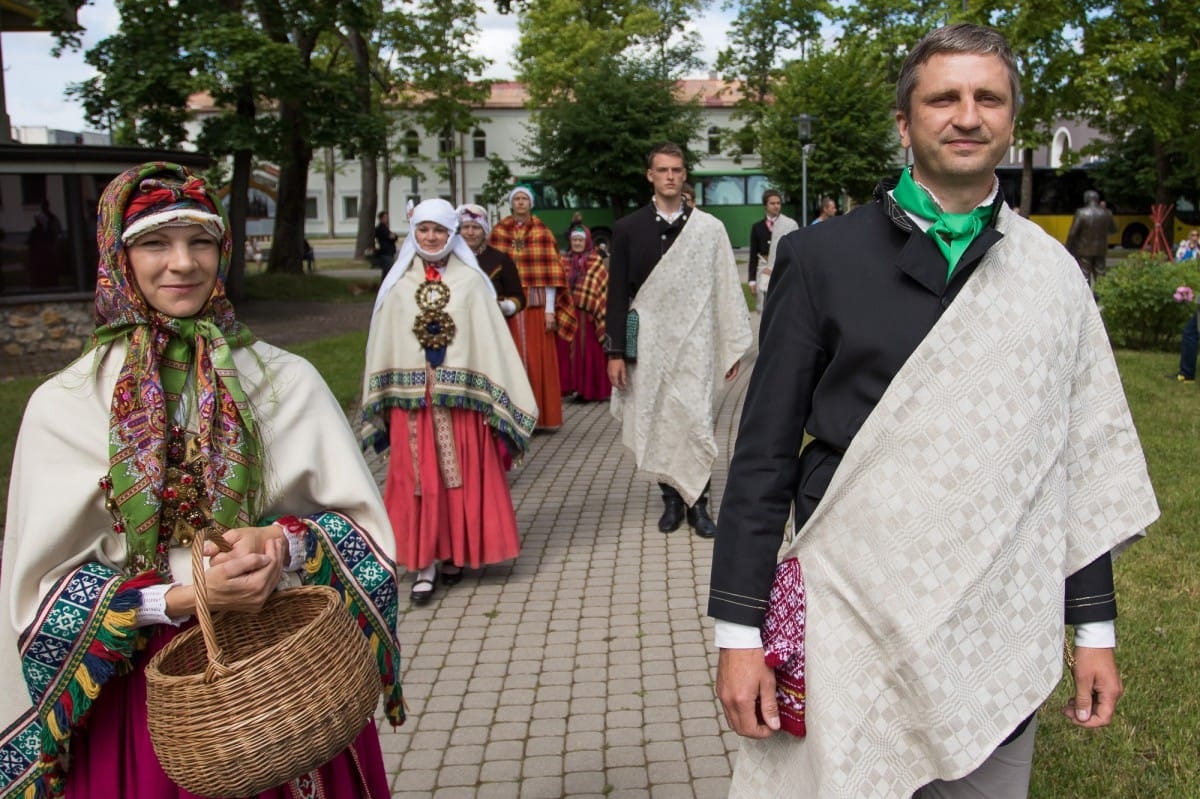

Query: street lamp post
(796, 114), (817, 226)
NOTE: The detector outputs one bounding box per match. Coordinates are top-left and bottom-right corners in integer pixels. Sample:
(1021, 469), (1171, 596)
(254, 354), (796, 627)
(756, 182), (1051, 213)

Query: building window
(707, 127), (721, 156)
(21, 174), (47, 206)
(438, 130), (454, 156)
(403, 130), (419, 158)
(342, 195), (359, 220)
(305, 196), (319, 220)
(472, 129), (486, 159)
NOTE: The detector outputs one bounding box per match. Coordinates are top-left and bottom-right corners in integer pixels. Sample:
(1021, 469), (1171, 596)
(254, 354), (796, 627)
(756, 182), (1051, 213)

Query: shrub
(1095, 252), (1200, 350)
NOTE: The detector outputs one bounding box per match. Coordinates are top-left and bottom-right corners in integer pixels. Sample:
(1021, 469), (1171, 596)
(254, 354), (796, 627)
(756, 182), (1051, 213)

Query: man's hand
(1063, 646), (1124, 727)
(608, 358), (627, 391)
(749, 281), (758, 295)
(716, 648), (781, 738)
(725, 361), (741, 382)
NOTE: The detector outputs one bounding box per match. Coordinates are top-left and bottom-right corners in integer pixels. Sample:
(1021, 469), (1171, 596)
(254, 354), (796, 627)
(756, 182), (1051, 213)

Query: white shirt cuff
(274, 522), (309, 572)
(499, 298), (517, 316)
(714, 619), (764, 650)
(1074, 619), (1116, 648)
(136, 583), (190, 628)
(545, 287), (556, 309)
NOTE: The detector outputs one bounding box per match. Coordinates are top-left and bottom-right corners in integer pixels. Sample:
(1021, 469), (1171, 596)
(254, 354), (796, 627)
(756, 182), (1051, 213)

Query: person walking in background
(373, 210), (398, 274)
(606, 142), (752, 540)
(558, 226), (612, 402)
(1065, 189), (1116, 286)
(811, 195), (837, 224)
(758, 199), (799, 309)
(490, 186), (577, 431)
(712, 24), (1157, 798)
(0, 162), (404, 797)
(747, 189), (783, 300)
(458, 203), (526, 320)
(363, 199), (537, 605)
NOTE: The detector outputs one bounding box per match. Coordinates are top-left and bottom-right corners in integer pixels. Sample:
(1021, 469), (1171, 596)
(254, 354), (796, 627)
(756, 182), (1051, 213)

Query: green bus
(515, 169), (793, 251)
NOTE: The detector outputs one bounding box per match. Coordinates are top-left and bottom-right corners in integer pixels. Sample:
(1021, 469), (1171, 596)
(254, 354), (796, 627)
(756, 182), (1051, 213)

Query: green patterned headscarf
(89, 162), (261, 575)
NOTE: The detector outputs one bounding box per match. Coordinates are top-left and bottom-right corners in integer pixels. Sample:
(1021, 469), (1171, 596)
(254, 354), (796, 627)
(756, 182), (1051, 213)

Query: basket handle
(190, 528), (235, 683)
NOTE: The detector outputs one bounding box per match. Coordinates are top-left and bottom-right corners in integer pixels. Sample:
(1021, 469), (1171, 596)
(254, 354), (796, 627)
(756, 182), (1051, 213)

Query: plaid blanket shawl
(491, 215), (576, 338)
(570, 253), (609, 339)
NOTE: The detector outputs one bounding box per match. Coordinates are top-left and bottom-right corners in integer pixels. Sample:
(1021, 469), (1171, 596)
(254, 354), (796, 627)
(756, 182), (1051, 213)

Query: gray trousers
(913, 715), (1038, 799)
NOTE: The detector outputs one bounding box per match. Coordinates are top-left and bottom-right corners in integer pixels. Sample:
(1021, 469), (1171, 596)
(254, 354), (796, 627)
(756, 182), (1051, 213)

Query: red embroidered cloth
(761, 556), (806, 737)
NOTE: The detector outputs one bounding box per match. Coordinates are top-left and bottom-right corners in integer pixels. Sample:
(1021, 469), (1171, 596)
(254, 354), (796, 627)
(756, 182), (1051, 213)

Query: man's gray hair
(896, 23), (1022, 119)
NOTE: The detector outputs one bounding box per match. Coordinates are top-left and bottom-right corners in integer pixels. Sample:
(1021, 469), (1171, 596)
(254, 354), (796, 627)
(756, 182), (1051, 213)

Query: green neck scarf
(891, 167), (993, 280)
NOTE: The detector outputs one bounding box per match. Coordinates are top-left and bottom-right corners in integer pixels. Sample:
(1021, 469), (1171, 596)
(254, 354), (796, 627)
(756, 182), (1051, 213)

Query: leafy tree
(515, 0), (703, 105)
(481, 153), (515, 213)
(380, 0), (491, 207)
(1074, 0), (1200, 227)
(714, 0), (829, 155)
(525, 55), (703, 216)
(758, 43), (897, 211)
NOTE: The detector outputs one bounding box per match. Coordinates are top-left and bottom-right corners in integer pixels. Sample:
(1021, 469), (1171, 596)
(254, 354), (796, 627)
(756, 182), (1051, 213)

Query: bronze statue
(1064, 190), (1116, 285)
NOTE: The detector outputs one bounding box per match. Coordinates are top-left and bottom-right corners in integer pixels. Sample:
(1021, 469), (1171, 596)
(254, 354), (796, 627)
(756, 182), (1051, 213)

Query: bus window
(747, 175), (775, 206)
(700, 175), (746, 206)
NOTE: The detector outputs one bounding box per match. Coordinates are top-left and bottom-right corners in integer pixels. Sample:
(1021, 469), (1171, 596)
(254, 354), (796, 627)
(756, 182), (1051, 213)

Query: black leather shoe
(687, 499), (718, 539)
(410, 577), (435, 605)
(441, 566), (463, 587)
(658, 496), (686, 533)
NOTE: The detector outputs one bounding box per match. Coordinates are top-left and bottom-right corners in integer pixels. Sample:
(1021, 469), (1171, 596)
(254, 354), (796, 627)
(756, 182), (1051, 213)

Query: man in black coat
(747, 189), (782, 301)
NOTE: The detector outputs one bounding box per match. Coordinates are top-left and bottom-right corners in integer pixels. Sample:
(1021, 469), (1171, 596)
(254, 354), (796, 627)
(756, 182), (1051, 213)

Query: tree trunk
(268, 98), (312, 274)
(226, 147), (253, 304)
(1020, 147), (1034, 218)
(324, 147), (336, 239)
(357, 156), (378, 262)
(224, 88), (256, 304)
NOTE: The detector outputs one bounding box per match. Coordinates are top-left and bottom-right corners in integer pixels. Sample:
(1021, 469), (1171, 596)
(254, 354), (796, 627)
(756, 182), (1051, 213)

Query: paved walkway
(363, 325), (760, 798)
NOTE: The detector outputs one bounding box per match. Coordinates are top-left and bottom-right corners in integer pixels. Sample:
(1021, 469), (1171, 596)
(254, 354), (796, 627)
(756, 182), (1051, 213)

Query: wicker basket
(145, 528), (380, 798)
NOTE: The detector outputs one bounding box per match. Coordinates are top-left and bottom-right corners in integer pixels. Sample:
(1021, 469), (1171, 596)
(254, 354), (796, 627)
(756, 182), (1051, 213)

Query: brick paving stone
(519, 776), (565, 798)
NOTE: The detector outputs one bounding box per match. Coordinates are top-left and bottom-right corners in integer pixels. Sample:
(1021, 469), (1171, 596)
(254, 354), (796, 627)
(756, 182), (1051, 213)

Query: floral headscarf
(88, 162), (261, 575)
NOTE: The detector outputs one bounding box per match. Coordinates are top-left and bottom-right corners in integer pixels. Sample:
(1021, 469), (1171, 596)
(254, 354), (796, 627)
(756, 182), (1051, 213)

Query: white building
(190, 79), (755, 239)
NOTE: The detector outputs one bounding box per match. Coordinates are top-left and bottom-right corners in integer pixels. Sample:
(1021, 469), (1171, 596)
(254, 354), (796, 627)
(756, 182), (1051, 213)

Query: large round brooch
(414, 280), (456, 350)
(415, 280), (451, 311)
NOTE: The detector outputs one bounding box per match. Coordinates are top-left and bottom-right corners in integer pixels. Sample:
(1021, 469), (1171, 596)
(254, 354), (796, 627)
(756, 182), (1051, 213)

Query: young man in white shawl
(605, 142), (752, 539)
(709, 24), (1158, 799)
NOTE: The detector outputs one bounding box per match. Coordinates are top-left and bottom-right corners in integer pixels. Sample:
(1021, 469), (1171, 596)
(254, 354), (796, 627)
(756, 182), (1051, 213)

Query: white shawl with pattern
(610, 208), (753, 505)
(730, 209), (1159, 798)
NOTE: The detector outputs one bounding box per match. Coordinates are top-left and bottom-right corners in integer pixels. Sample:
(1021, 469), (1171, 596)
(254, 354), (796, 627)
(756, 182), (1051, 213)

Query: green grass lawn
(243, 271), (377, 303)
(1, 345), (1197, 796)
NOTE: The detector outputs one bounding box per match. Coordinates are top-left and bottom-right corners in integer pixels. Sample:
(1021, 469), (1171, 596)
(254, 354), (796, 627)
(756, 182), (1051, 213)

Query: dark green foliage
(1095, 253), (1200, 350)
(525, 56), (703, 216)
(759, 44), (898, 205)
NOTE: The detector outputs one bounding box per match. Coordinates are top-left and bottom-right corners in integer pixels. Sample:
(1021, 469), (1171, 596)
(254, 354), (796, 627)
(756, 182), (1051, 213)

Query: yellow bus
(995, 166), (1195, 249)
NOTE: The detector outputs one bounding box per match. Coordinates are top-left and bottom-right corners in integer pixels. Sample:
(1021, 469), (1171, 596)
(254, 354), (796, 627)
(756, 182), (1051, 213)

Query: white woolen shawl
(761, 213), (799, 294)
(729, 208), (1159, 798)
(610, 208), (753, 505)
(0, 340), (397, 735)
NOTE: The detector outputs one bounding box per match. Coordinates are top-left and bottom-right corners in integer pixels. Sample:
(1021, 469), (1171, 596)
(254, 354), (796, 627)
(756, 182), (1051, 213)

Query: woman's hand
(166, 527), (288, 616)
(207, 524), (285, 564)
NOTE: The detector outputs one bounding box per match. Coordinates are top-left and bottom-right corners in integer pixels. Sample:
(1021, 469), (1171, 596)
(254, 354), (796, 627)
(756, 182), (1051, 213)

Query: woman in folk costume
(456, 203), (526, 320)
(362, 199), (537, 606)
(0, 163), (404, 798)
(556, 226), (611, 402)
(488, 186), (577, 430)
